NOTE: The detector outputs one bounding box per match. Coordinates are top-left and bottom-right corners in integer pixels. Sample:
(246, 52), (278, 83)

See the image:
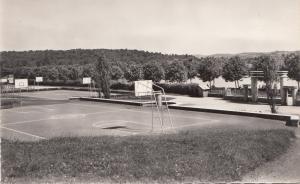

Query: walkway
(168, 95), (300, 116)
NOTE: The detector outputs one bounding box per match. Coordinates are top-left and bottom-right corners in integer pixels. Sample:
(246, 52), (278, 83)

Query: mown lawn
(1, 128), (295, 183)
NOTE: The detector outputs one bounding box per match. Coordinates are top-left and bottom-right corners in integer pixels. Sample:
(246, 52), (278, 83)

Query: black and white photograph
(0, 0), (300, 183)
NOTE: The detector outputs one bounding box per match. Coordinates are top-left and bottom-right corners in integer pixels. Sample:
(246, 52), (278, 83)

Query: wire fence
(230, 88), (246, 97)
(208, 87), (284, 98)
(257, 89), (281, 98)
(208, 88), (225, 96)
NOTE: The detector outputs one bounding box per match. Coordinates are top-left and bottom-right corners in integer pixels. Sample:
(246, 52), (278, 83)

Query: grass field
(2, 128), (295, 183)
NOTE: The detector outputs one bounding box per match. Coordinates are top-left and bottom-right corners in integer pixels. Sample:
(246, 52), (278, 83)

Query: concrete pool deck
(1, 90), (295, 141)
(167, 94), (300, 117)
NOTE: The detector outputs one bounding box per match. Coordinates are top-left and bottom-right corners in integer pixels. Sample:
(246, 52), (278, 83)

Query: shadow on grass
(0, 96), (69, 109)
(1, 128), (295, 183)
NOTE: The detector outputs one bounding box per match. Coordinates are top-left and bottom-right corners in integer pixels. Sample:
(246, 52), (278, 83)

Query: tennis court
(0, 90), (287, 141)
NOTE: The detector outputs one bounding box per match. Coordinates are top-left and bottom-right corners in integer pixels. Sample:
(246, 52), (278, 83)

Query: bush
(110, 82), (134, 91)
(39, 80), (201, 97)
(110, 82), (201, 96)
(155, 83), (201, 97)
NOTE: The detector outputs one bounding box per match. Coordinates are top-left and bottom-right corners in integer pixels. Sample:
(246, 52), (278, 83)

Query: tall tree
(143, 62), (165, 82)
(284, 53), (300, 88)
(184, 58), (198, 82)
(165, 61), (188, 83)
(68, 66), (81, 80)
(110, 65), (124, 80)
(81, 64), (95, 78)
(124, 64), (143, 82)
(14, 67), (34, 79)
(253, 55), (280, 113)
(197, 57), (222, 88)
(41, 66), (59, 81)
(222, 56), (247, 88)
(95, 55), (111, 99)
(57, 66), (70, 81)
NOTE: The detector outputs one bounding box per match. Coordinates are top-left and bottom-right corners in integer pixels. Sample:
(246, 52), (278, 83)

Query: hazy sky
(1, 0), (300, 55)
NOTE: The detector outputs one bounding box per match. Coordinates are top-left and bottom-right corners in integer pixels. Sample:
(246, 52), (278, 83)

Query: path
(168, 95), (300, 116)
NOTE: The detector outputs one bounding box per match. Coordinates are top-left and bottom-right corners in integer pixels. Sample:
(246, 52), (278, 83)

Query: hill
(195, 50), (300, 59)
(0, 49), (195, 69)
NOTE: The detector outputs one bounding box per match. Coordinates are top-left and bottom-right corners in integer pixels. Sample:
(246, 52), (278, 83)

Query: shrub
(110, 82), (201, 97)
(154, 83), (201, 97)
(110, 82), (134, 91)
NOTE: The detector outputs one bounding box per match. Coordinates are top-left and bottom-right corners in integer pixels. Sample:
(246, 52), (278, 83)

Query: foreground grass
(1, 128), (295, 183)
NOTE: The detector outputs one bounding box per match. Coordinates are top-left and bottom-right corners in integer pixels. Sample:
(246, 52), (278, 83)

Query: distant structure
(249, 71), (298, 105)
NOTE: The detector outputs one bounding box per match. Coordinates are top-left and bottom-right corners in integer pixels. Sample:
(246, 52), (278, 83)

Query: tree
(57, 66), (70, 81)
(0, 67), (13, 77)
(165, 61), (187, 83)
(14, 67), (34, 79)
(81, 64), (95, 78)
(197, 57), (222, 88)
(284, 53), (300, 88)
(68, 66), (81, 80)
(222, 56), (247, 88)
(39, 66), (58, 81)
(184, 58), (198, 82)
(124, 64), (143, 82)
(110, 65), (124, 80)
(143, 62), (165, 82)
(253, 55), (281, 113)
(95, 55), (111, 99)
(33, 67), (42, 77)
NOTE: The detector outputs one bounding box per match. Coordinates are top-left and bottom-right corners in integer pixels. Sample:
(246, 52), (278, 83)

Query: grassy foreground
(1, 128), (295, 183)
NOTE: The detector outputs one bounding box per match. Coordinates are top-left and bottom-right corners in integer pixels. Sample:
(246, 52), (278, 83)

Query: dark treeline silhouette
(0, 49), (299, 88)
(0, 49), (196, 79)
(0, 49), (194, 68)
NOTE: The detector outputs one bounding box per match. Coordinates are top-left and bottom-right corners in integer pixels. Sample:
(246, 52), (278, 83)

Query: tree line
(0, 49), (194, 68)
(0, 49), (299, 89)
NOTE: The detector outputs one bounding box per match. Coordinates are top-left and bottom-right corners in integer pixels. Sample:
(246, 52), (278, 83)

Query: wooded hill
(0, 49), (195, 69)
(196, 50), (300, 64)
(1, 49), (299, 71)
(0, 49), (299, 88)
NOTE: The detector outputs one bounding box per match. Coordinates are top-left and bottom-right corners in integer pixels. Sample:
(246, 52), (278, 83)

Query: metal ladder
(151, 83), (174, 132)
(137, 82), (174, 132)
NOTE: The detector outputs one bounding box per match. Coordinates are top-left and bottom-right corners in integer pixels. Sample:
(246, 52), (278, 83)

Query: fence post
(281, 87), (288, 106)
(292, 87), (298, 106)
(251, 77), (258, 102)
(280, 74), (288, 105)
(223, 87), (227, 98)
(243, 84), (249, 102)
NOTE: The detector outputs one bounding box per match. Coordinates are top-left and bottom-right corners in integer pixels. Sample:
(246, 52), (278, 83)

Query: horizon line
(0, 47), (299, 56)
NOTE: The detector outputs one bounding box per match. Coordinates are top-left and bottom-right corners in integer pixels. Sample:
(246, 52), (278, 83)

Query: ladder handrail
(136, 81), (164, 130)
(153, 83), (174, 129)
(135, 81), (174, 131)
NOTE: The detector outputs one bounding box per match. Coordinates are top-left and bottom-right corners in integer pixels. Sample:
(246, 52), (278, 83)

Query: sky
(1, 0), (300, 55)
